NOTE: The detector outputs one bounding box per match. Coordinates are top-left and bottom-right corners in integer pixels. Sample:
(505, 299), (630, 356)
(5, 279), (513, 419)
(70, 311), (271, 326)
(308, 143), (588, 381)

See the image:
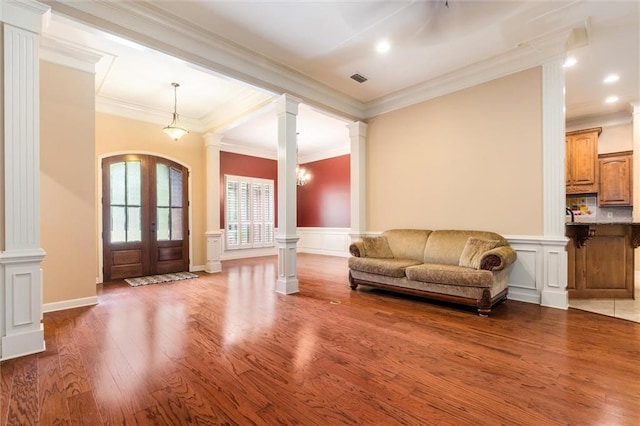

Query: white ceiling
(41, 0), (639, 159)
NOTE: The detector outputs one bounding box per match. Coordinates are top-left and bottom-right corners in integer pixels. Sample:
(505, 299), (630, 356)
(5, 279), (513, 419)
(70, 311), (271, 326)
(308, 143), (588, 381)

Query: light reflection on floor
(223, 261), (277, 347)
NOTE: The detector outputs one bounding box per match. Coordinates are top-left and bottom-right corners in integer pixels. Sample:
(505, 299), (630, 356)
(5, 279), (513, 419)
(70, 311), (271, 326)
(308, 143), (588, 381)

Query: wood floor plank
(1, 254), (639, 425)
(66, 391), (102, 425)
(57, 323), (92, 398)
(5, 357), (39, 425)
(0, 359), (15, 425)
(38, 354), (71, 425)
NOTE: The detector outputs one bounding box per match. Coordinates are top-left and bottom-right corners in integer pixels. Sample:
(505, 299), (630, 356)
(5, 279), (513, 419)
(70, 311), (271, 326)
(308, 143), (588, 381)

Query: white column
(204, 133), (223, 273)
(632, 103), (640, 223)
(0, 0), (51, 360)
(348, 121), (367, 243)
(275, 94), (300, 294)
(540, 57), (569, 309)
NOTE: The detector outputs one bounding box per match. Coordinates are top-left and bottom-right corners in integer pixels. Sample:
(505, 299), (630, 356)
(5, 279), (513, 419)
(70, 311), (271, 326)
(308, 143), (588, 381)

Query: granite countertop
(566, 221), (639, 226)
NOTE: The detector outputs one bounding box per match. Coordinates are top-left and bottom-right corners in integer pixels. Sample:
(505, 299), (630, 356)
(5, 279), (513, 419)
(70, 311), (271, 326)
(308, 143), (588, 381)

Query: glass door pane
(109, 161), (142, 243)
(156, 163), (184, 241)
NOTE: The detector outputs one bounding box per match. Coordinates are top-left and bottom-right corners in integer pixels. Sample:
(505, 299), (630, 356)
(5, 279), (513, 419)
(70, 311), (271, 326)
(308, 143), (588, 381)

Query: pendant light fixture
(162, 82), (189, 141)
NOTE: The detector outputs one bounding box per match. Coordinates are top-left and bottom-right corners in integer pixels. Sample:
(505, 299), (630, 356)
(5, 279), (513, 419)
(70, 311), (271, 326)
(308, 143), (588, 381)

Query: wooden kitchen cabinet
(599, 151), (632, 206)
(566, 128), (601, 194)
(566, 223), (636, 299)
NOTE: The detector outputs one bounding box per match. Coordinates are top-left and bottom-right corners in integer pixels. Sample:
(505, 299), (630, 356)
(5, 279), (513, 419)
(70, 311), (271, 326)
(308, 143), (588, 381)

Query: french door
(102, 154), (189, 281)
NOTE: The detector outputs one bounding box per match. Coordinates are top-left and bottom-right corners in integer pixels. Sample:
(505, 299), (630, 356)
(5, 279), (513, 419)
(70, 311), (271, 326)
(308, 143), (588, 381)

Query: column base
(276, 235), (299, 295)
(276, 277), (299, 294)
(541, 290), (568, 310)
(205, 231), (223, 274)
(1, 325), (45, 361)
(205, 261), (222, 274)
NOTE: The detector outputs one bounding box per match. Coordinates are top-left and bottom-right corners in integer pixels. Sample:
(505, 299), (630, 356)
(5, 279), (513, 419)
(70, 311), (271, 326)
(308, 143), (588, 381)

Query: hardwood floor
(2, 253), (639, 425)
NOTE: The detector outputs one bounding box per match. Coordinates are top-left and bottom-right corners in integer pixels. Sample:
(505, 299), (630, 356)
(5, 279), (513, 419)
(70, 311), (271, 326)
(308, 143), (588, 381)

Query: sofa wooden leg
(348, 271), (358, 290)
(477, 288), (492, 317)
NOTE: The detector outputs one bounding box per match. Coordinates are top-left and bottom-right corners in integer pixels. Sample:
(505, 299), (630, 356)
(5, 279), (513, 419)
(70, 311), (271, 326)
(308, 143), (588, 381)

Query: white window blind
(225, 175), (274, 250)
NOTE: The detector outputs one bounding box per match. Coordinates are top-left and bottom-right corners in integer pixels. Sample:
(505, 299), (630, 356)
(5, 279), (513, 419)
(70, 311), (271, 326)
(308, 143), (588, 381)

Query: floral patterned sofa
(348, 229), (517, 316)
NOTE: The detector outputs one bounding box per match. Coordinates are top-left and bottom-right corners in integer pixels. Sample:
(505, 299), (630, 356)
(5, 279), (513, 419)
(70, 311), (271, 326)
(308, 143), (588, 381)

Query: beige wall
(95, 112), (206, 273)
(41, 62), (96, 304)
(598, 122), (633, 154)
(366, 67), (543, 235)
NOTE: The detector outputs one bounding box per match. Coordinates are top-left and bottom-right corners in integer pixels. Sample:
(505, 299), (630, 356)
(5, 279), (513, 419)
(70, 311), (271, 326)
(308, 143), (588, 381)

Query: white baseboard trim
(43, 296), (99, 313)
(507, 289), (540, 305)
(221, 247), (278, 261)
(191, 265), (206, 272)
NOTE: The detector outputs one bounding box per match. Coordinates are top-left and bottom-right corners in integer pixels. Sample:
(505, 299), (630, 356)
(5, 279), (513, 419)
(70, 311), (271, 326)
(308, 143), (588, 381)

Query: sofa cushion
(382, 229), (432, 261)
(458, 237), (499, 269)
(362, 236), (394, 258)
(405, 263), (494, 287)
(349, 257), (422, 278)
(423, 230), (506, 265)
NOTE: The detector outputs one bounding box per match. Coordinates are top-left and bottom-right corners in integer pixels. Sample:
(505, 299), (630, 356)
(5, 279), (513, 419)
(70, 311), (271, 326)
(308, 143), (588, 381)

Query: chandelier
(296, 133), (311, 186)
(296, 164), (311, 186)
(162, 82), (189, 141)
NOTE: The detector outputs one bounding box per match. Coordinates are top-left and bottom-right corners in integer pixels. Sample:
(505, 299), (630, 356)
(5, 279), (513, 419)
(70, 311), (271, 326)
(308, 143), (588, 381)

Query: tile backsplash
(566, 195), (633, 222)
(566, 195), (597, 219)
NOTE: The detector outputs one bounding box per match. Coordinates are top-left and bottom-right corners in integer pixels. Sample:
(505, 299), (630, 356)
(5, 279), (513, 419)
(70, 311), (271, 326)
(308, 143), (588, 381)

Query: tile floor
(569, 282), (640, 323)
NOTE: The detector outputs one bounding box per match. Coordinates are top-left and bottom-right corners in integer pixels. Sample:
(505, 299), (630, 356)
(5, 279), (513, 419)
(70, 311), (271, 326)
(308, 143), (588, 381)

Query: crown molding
(362, 21), (584, 118)
(40, 35), (103, 73)
(220, 140), (277, 160)
(95, 95), (206, 133)
(46, 0), (596, 124)
(219, 139), (349, 163)
(566, 110), (633, 131)
(44, 0), (364, 120)
(299, 146), (350, 164)
(0, 0), (50, 32)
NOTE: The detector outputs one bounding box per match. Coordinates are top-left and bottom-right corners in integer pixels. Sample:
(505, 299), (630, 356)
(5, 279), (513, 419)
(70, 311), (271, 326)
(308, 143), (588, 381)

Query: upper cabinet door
(599, 152), (633, 207)
(566, 128), (601, 194)
(570, 133), (598, 185)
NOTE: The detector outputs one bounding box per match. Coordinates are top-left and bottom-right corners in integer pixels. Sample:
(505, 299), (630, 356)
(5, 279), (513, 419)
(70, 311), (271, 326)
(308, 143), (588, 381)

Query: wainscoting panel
(506, 246), (541, 304)
(505, 235), (569, 309)
(297, 228), (351, 257)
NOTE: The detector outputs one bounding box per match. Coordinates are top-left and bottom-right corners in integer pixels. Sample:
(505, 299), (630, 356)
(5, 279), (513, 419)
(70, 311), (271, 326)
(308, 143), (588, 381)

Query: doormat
(125, 272), (199, 287)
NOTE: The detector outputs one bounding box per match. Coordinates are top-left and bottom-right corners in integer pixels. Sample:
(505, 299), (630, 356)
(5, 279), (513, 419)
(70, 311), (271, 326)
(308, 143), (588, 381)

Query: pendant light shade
(163, 82), (188, 141)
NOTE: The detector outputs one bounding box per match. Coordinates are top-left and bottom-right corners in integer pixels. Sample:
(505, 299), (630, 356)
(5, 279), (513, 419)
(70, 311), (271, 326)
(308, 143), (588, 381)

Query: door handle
(151, 221), (156, 233)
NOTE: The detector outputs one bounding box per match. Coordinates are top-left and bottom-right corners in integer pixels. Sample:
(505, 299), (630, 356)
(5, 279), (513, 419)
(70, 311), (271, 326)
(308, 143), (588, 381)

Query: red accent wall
(297, 155), (350, 227)
(220, 151), (278, 228)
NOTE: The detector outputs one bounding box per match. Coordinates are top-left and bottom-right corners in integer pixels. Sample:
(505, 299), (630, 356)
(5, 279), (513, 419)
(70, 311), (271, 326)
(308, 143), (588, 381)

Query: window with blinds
(225, 175), (274, 250)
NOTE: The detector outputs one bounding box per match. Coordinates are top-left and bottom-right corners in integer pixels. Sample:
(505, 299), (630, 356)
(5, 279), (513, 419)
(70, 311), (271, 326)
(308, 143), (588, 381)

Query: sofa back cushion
(382, 229), (432, 261)
(423, 230), (508, 265)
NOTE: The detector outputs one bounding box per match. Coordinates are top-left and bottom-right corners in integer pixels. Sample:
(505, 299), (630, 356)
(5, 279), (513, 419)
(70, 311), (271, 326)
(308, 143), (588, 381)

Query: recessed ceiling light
(605, 96), (619, 104)
(604, 74), (620, 83)
(376, 40), (391, 54)
(563, 57), (577, 68)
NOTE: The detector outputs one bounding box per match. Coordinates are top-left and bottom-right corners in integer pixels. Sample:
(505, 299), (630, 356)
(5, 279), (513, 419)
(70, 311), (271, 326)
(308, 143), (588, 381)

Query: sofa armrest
(349, 241), (365, 257)
(480, 246), (517, 271)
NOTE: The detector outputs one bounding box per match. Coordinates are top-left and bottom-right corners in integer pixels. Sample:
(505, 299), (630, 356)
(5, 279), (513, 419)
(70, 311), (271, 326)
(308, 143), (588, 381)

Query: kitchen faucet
(565, 207), (575, 223)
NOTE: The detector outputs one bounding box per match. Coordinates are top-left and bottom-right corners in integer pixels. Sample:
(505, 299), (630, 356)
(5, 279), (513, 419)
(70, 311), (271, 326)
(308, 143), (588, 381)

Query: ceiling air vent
(350, 73), (368, 83)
